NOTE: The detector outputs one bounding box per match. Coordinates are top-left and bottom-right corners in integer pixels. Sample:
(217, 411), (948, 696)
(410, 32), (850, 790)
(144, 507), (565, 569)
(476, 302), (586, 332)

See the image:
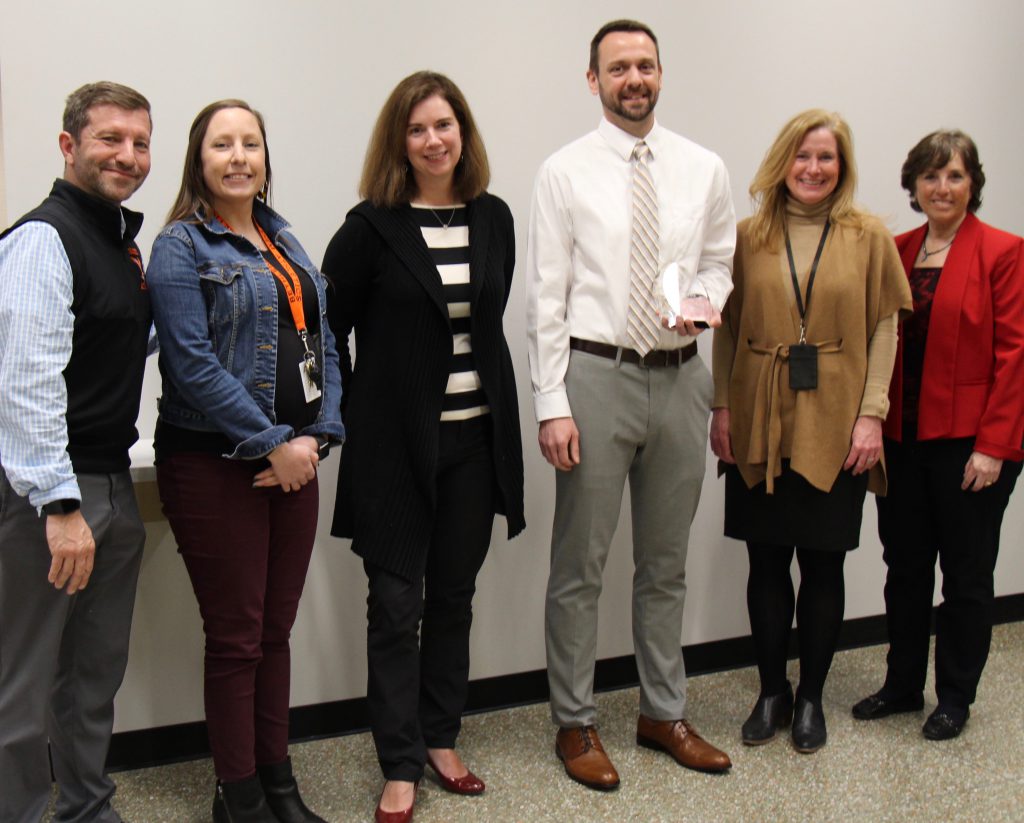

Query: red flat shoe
(426, 753), (485, 795)
(374, 781), (417, 823)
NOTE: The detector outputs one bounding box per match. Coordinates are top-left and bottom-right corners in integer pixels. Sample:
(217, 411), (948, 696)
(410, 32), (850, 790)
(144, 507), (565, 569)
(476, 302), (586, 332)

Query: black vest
(1, 179), (151, 473)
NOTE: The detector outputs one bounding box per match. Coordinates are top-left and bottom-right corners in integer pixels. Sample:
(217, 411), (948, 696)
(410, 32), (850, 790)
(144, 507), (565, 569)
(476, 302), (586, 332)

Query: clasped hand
(253, 436), (320, 491)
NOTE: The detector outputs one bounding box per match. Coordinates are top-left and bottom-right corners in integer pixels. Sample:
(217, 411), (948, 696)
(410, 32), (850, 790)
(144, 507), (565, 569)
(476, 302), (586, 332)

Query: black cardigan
(322, 194), (525, 581)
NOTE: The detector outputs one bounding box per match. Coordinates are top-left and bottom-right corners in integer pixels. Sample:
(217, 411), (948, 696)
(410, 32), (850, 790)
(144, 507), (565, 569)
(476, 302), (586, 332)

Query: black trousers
(876, 437), (1020, 710)
(364, 416), (496, 782)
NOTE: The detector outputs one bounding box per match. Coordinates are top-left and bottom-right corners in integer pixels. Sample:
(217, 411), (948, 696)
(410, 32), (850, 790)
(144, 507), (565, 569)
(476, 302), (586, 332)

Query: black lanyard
(784, 221), (830, 343)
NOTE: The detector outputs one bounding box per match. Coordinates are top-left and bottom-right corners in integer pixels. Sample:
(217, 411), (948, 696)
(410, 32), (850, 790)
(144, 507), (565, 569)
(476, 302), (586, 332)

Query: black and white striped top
(410, 204), (489, 421)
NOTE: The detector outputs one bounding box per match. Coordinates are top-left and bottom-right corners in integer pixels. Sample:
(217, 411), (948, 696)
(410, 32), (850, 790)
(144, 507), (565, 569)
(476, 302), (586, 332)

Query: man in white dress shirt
(526, 19), (736, 789)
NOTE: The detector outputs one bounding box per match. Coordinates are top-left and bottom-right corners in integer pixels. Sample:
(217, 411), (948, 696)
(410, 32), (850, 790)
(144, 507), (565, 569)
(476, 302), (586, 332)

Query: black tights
(746, 542), (847, 705)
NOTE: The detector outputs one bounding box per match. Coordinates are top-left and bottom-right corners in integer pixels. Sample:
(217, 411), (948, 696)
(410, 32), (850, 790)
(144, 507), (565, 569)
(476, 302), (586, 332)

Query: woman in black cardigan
(322, 71), (524, 823)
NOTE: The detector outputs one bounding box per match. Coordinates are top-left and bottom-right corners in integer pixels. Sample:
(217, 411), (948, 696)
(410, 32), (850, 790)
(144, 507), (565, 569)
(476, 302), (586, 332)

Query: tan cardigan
(713, 205), (912, 494)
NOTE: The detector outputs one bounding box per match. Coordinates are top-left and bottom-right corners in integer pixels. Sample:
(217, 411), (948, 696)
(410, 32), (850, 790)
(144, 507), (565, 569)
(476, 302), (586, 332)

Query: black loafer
(922, 706), (969, 741)
(791, 697), (827, 754)
(742, 683), (794, 745)
(851, 690), (924, 720)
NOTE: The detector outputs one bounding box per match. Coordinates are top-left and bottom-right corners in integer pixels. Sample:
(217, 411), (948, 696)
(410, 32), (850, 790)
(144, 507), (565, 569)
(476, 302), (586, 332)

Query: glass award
(659, 262), (714, 328)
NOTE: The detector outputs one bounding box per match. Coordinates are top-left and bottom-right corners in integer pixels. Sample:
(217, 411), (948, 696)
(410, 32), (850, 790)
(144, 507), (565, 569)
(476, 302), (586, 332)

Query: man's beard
(601, 87), (658, 122)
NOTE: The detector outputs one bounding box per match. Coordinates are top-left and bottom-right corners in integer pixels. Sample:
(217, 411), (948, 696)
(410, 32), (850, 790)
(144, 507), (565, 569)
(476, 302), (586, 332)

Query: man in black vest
(0, 81), (152, 823)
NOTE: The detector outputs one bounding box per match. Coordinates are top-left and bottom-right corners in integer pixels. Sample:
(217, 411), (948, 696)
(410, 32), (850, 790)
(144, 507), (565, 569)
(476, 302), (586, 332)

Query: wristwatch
(316, 436), (331, 459)
(40, 498), (81, 517)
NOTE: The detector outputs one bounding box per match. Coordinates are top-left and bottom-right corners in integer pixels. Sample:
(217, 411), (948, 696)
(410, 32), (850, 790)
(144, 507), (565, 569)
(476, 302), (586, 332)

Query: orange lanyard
(216, 213), (308, 339)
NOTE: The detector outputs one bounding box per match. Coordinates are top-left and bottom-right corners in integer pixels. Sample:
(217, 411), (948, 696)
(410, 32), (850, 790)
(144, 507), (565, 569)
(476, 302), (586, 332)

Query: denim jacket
(147, 201), (344, 459)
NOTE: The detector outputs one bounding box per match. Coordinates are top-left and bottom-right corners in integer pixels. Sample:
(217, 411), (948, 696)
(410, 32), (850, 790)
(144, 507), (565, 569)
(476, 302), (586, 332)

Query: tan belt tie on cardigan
(747, 339), (843, 493)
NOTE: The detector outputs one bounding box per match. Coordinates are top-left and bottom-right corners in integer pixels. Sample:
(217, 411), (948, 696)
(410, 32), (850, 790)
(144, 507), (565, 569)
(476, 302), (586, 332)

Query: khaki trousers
(545, 349), (712, 726)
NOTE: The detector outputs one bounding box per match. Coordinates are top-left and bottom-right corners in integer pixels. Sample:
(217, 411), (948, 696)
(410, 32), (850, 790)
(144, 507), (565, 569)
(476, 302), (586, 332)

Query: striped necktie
(627, 140), (661, 356)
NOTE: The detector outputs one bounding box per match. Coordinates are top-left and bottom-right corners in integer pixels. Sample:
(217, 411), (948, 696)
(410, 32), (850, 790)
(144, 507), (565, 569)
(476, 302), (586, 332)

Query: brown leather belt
(569, 337), (697, 367)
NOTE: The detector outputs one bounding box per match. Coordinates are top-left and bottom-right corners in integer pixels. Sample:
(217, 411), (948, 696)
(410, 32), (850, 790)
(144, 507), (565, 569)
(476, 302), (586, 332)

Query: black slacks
(876, 437), (1020, 710)
(364, 416), (495, 782)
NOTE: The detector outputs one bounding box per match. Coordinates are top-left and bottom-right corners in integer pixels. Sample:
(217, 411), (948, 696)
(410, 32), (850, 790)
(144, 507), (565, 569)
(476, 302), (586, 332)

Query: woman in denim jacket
(147, 100), (342, 823)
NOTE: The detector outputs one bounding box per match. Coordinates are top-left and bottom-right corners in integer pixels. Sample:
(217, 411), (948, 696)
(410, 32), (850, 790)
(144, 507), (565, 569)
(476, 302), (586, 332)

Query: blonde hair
(747, 108), (865, 252)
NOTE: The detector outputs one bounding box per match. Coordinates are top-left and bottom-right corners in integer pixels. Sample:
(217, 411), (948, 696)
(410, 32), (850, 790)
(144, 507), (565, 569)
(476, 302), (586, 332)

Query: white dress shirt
(526, 117), (736, 422)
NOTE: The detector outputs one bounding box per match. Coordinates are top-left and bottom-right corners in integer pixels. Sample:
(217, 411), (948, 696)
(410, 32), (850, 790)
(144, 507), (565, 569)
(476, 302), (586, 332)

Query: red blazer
(885, 213), (1024, 461)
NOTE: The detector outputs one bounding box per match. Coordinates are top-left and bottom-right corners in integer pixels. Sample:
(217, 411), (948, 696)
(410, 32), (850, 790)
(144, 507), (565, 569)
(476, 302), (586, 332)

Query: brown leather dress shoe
(555, 726), (620, 791)
(636, 715), (732, 773)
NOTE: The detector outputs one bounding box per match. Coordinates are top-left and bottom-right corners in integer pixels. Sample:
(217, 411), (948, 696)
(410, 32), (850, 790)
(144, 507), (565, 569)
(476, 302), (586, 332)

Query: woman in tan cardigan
(711, 109), (911, 753)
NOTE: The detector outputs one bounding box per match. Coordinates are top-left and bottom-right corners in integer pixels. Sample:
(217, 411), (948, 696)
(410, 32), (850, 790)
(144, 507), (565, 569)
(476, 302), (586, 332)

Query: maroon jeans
(157, 453), (319, 781)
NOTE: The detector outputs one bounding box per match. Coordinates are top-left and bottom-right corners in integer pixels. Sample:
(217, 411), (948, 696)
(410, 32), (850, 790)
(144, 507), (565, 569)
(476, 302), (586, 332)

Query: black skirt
(723, 461), (868, 552)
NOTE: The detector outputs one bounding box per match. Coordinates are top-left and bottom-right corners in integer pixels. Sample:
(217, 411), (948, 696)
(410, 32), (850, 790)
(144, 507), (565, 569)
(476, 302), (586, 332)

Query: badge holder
(299, 333), (322, 403)
(788, 328), (818, 390)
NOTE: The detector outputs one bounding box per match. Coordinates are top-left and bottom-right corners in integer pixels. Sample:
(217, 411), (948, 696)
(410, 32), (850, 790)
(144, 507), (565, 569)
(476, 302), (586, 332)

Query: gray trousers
(545, 350), (712, 727)
(0, 470), (144, 823)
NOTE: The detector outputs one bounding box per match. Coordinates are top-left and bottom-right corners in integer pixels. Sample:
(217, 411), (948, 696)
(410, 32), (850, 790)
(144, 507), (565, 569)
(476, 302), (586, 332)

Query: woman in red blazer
(852, 130), (1024, 740)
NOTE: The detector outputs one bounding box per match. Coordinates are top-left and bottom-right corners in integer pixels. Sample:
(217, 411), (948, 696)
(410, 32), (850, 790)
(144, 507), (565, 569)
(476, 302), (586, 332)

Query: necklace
(429, 207), (457, 230)
(920, 227), (956, 262)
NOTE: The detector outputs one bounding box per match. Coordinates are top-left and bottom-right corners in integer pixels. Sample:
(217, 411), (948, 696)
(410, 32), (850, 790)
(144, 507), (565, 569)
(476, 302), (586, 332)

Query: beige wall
(2, 0), (1022, 734)
(0, 72), (6, 228)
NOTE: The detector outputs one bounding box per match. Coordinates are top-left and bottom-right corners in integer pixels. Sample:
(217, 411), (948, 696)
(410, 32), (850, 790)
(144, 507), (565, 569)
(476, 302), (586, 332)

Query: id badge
(788, 343), (818, 390)
(299, 360), (322, 402)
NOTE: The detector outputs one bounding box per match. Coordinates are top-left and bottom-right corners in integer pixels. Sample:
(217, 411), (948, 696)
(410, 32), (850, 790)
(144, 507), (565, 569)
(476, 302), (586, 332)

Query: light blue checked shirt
(0, 221), (82, 507)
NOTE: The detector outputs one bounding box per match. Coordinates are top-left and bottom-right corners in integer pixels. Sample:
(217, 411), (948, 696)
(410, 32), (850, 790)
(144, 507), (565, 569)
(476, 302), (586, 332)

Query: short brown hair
(589, 19), (660, 74)
(165, 99), (272, 224)
(63, 82), (151, 141)
(901, 129), (985, 214)
(359, 71), (489, 208)
(747, 108), (865, 251)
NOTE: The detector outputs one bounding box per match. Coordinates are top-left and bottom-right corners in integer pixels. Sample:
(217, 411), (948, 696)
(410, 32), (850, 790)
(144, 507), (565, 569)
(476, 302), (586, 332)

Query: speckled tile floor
(97, 622), (1022, 822)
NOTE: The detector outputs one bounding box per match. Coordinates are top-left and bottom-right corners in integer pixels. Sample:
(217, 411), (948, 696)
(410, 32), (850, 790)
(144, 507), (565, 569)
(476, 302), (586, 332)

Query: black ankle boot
(742, 681), (794, 745)
(257, 757), (328, 823)
(791, 696), (827, 754)
(212, 776), (278, 823)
